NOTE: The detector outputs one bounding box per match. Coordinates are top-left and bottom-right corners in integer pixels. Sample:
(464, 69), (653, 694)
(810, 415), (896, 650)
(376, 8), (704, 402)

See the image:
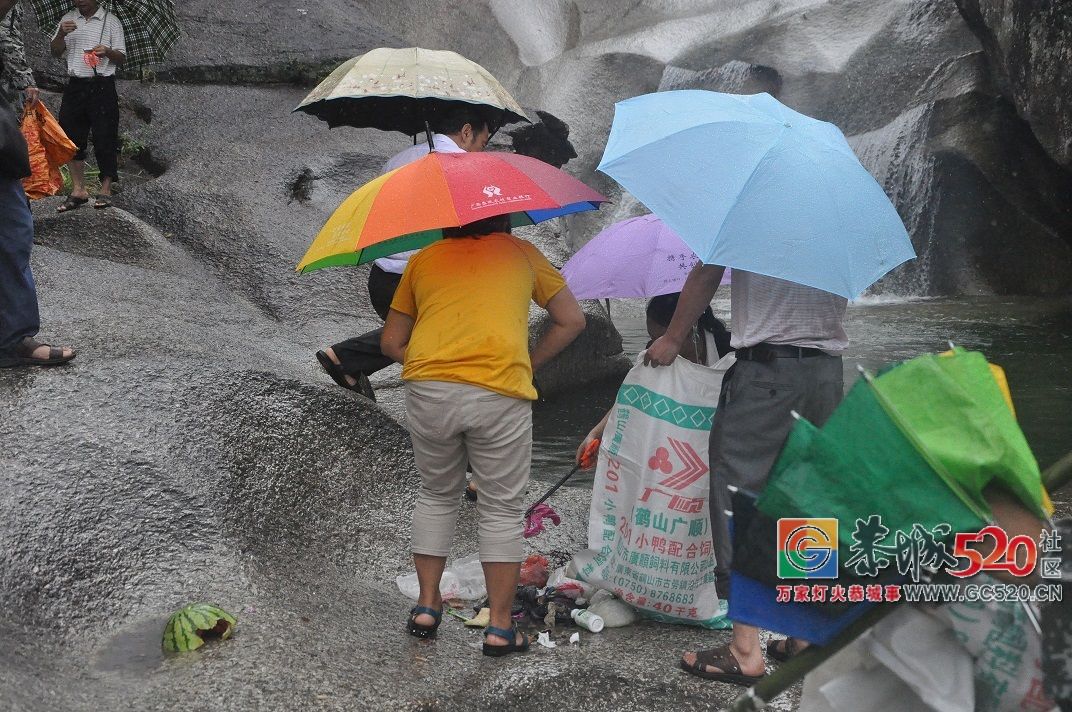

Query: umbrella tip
(790, 410), (801, 420)
(947, 340), (956, 351)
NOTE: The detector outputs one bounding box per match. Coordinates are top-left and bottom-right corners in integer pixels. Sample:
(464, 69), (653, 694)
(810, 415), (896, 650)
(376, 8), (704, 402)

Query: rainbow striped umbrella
(297, 152), (606, 273)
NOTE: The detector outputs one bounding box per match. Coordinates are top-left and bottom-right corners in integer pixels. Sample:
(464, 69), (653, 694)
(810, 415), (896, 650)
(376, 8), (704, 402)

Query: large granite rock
(954, 0), (1072, 169)
(21, 0), (1072, 295)
(6, 0), (1072, 708)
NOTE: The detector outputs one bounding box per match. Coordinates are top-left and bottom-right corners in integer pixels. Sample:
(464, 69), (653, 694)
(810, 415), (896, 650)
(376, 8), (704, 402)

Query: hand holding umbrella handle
(524, 439), (601, 519)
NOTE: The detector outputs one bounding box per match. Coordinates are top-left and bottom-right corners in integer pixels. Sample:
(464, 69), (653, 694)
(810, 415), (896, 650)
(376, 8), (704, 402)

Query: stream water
(531, 295), (1072, 511)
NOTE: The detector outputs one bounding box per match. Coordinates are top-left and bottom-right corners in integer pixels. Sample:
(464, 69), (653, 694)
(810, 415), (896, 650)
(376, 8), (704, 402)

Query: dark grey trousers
(709, 354), (844, 595)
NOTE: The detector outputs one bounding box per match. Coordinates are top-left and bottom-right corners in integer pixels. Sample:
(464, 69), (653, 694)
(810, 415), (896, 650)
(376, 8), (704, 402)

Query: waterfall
(850, 105), (940, 297)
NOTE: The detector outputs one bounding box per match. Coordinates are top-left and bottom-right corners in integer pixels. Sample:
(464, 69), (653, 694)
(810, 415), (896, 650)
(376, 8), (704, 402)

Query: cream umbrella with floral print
(294, 46), (528, 138)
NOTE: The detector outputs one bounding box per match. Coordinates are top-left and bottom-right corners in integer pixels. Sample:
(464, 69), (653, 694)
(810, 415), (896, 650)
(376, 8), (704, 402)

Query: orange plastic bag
(20, 100), (78, 200)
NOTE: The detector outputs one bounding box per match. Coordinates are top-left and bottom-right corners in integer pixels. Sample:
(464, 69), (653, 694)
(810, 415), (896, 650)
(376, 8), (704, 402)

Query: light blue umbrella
(597, 90), (915, 299)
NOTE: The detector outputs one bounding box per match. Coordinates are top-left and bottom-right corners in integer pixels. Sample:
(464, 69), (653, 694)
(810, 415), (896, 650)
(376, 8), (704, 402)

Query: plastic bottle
(570, 608), (605, 633)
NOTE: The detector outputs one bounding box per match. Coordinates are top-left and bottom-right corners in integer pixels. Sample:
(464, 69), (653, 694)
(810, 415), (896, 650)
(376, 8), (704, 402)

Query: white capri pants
(405, 380), (533, 563)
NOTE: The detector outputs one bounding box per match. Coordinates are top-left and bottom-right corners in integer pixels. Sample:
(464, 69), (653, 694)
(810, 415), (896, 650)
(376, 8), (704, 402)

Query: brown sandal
(767, 636), (809, 663)
(0, 337), (76, 368)
(56, 196), (88, 213)
(679, 644), (765, 686)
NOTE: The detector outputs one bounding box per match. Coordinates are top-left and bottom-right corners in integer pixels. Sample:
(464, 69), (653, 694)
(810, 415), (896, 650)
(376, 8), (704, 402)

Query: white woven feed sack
(574, 353), (734, 628)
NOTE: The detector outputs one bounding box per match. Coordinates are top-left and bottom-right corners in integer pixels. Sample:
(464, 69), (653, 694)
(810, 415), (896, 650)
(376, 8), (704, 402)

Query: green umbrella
(870, 349), (1050, 520)
(726, 348), (1058, 711)
(758, 349), (1050, 554)
(26, 0), (180, 70)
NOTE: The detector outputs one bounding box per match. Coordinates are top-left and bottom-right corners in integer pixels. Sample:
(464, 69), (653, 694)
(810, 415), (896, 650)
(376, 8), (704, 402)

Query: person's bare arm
(577, 408), (611, 464)
(644, 263), (725, 367)
(90, 44), (125, 65)
(381, 309), (415, 364)
(530, 287), (585, 373)
(51, 19), (75, 57)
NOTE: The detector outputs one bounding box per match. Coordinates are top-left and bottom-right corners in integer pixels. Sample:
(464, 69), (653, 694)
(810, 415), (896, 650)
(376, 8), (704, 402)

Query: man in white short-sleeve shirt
(645, 265), (847, 685)
(50, 0), (125, 211)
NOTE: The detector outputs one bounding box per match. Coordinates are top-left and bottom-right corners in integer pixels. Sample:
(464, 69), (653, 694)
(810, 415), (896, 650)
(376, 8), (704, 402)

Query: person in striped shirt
(51, 0), (125, 212)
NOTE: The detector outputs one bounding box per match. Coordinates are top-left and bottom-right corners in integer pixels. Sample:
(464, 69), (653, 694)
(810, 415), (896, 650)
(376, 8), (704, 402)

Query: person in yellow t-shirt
(381, 214), (585, 657)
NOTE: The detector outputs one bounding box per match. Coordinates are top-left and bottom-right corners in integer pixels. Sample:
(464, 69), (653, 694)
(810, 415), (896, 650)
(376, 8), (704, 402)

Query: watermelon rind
(162, 603), (238, 652)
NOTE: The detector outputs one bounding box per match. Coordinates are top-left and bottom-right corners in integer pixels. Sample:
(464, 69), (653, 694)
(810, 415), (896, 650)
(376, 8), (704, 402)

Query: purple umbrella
(562, 214), (729, 299)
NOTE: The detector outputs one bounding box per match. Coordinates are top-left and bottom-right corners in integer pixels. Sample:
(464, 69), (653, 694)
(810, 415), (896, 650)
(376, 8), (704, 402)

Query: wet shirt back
(390, 233), (566, 400)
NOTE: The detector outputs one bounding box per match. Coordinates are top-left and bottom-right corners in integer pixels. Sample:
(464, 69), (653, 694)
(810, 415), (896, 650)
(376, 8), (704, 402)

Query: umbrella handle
(1044, 449), (1072, 492)
(424, 120), (435, 151)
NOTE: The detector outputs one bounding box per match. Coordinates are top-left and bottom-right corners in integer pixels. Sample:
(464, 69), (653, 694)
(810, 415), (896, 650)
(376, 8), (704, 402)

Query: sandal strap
(410, 605), (441, 621)
(694, 645), (743, 675)
(17, 337), (41, 357)
(483, 624), (516, 640)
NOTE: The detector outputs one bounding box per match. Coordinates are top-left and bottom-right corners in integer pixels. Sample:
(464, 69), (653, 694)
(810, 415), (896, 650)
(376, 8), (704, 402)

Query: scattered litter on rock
(536, 630), (556, 649)
(513, 585), (577, 626)
(588, 590), (639, 628)
(445, 608), (472, 623)
(523, 504), (561, 538)
(546, 566), (592, 599)
(569, 632), (580, 644)
(464, 608), (491, 628)
(396, 553), (486, 601)
(570, 608), (605, 632)
(519, 554), (550, 587)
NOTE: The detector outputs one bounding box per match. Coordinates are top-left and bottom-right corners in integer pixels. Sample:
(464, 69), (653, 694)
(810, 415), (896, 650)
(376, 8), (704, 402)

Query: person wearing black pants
(58, 75), (119, 187)
(316, 264), (400, 400)
(50, 0), (125, 212)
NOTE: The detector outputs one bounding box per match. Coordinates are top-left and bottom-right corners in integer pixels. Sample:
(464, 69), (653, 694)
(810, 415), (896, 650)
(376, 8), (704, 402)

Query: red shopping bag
(20, 100), (78, 199)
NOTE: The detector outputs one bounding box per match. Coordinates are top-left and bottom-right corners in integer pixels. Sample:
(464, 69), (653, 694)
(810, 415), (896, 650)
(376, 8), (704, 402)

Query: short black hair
(510, 110), (577, 168)
(442, 214), (512, 238)
(646, 292), (732, 358)
(431, 105), (497, 137)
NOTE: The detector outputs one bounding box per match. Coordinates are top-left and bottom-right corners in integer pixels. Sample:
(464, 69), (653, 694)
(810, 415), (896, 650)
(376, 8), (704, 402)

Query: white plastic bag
(572, 353), (734, 628)
(800, 591), (1054, 712)
(396, 553), (486, 601)
(587, 589), (639, 628)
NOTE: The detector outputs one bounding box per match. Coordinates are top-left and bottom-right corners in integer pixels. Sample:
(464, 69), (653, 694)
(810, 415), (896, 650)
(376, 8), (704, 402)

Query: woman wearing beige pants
(382, 215), (585, 657)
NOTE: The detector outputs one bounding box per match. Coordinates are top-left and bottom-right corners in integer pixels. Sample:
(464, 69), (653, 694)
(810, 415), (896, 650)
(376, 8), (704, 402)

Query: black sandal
(315, 349), (378, 400)
(482, 623), (530, 657)
(0, 337), (76, 368)
(56, 196), (88, 213)
(407, 605), (442, 639)
(679, 644), (765, 686)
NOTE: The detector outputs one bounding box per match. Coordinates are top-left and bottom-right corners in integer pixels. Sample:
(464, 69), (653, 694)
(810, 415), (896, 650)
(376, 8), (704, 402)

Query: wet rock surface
(4, 0), (1070, 710)
(954, 0), (1072, 169)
